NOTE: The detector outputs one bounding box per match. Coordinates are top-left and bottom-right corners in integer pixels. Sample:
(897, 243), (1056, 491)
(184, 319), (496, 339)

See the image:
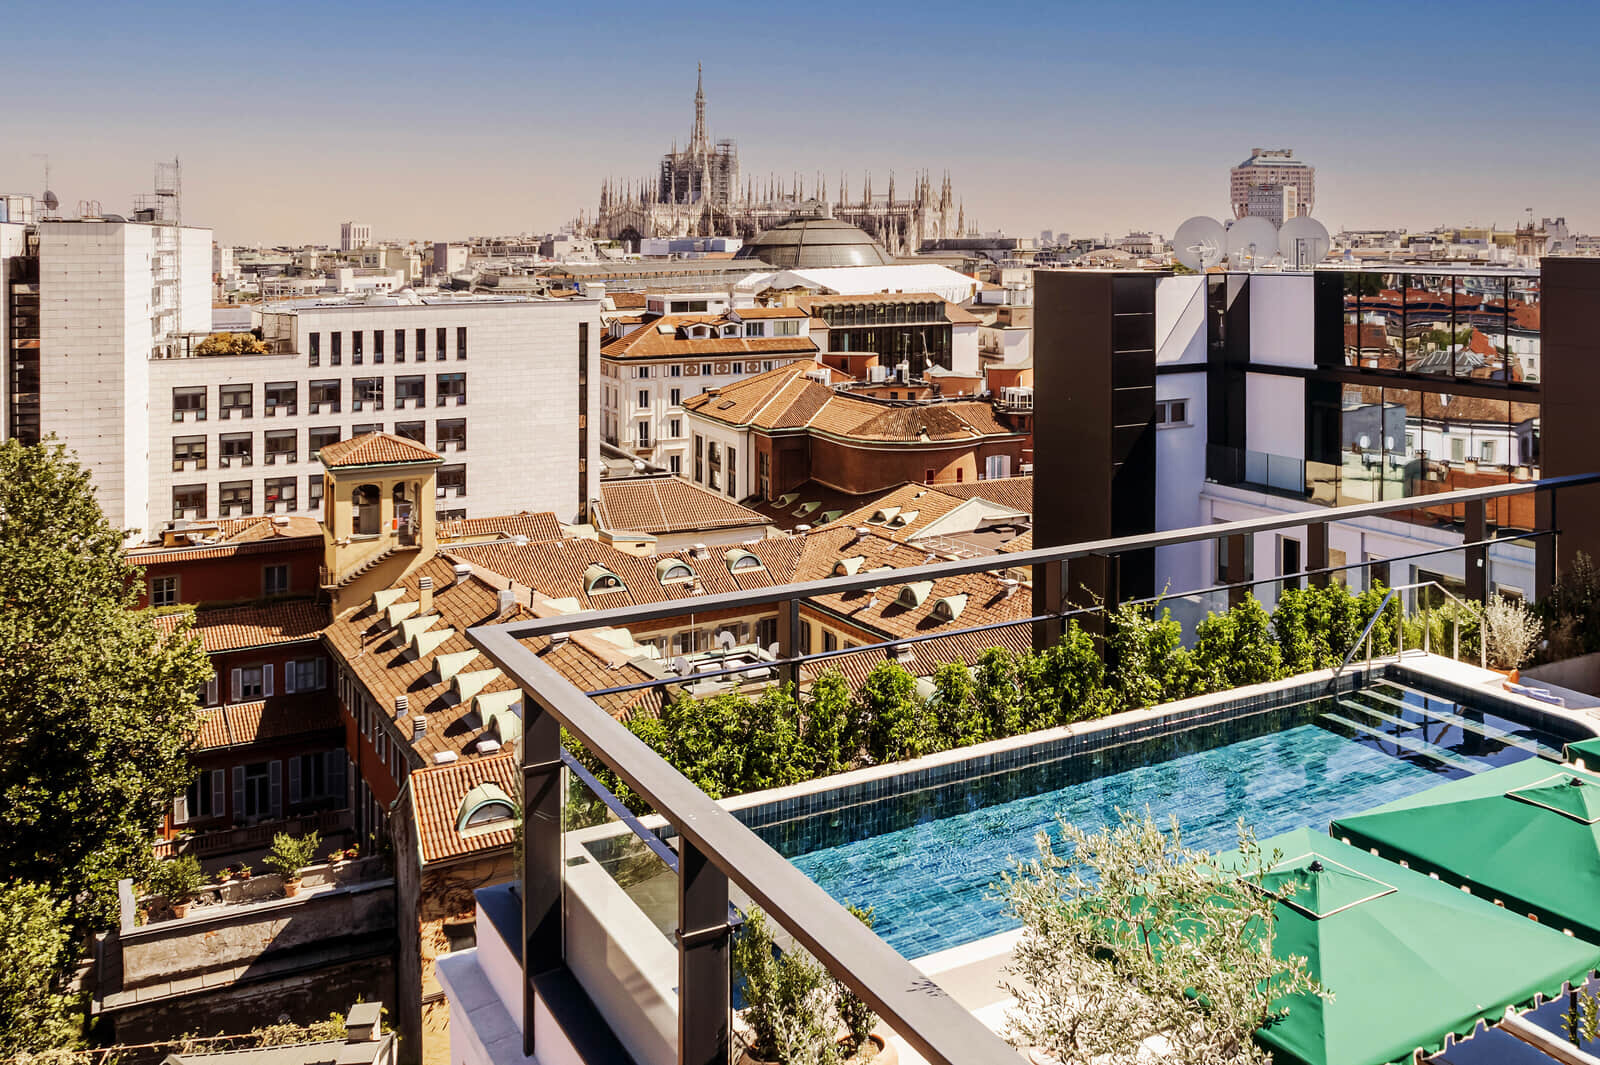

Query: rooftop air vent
(394, 694), (409, 719)
(497, 587), (516, 615)
(412, 715), (427, 741)
(433, 751), (458, 764)
(453, 562), (473, 586)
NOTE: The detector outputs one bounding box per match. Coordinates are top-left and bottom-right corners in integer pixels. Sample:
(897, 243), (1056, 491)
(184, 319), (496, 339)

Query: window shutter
(211, 770), (226, 817)
(262, 665), (274, 698)
(230, 668), (242, 703)
(232, 766), (245, 821)
(284, 662), (297, 694)
(174, 793), (189, 825)
(328, 752), (346, 802)
(206, 672), (219, 706)
(269, 760), (282, 816)
(288, 756), (302, 805)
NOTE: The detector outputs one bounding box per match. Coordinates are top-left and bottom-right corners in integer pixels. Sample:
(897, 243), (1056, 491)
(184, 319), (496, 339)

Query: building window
(396, 420), (426, 443)
(823, 630), (838, 653)
(172, 386), (207, 421)
(173, 484), (206, 519)
(746, 322), (766, 338)
(638, 389), (650, 410)
(726, 448), (737, 498)
(264, 429), (297, 465)
(707, 440), (721, 491)
(353, 377), (384, 412)
(669, 454), (682, 474)
(308, 332), (321, 366)
(150, 575), (179, 608)
(241, 761), (272, 819)
(669, 363), (682, 377)
(694, 434), (704, 483)
(394, 328), (406, 362)
(436, 327), (447, 361)
(373, 329), (384, 363)
(264, 381), (297, 416)
(352, 330), (364, 364)
(308, 427), (340, 455)
(309, 379), (341, 413)
(234, 664), (269, 701)
(773, 320), (800, 337)
(308, 476), (325, 510)
(219, 432), (253, 468)
(457, 326), (467, 360)
(759, 451), (770, 498)
(330, 331), (342, 366)
(392, 374), (424, 409)
(172, 436), (206, 471)
(353, 423), (383, 436)
(635, 365), (650, 379)
(1155, 399), (1189, 427)
(436, 373), (465, 406)
(265, 476), (297, 512)
(219, 384), (253, 419)
(287, 658), (327, 692)
(416, 327), (426, 360)
(181, 769), (224, 823)
(670, 388), (682, 407)
(219, 480), (252, 516)
(437, 419), (466, 452)
(637, 422), (650, 448)
(263, 563), (290, 597)
(701, 363), (713, 376)
(438, 464), (466, 498)
(669, 418), (681, 438)
(730, 362), (744, 375)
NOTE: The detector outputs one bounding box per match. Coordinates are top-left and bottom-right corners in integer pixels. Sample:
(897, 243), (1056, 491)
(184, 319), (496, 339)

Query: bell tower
(317, 432), (444, 611)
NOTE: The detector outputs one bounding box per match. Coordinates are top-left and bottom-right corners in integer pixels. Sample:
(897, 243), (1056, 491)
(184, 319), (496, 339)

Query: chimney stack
(418, 575), (434, 615)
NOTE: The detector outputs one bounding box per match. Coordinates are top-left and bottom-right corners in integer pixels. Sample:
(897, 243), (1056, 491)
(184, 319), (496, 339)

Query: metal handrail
(1334, 579), (1482, 679)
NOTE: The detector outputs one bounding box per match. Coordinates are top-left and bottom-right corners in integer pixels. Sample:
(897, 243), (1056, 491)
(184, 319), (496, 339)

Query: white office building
(340, 221), (373, 252)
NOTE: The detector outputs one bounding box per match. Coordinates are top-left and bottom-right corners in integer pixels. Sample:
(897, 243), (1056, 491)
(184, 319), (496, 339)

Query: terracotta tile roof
(832, 483), (968, 543)
(155, 599), (328, 652)
(607, 292), (648, 309)
(125, 515), (323, 563)
(323, 555), (659, 766)
(998, 529), (1034, 554)
(436, 511), (564, 545)
(745, 481), (900, 532)
(594, 477), (768, 534)
(600, 313), (818, 361)
(195, 699), (342, 750)
(408, 749), (521, 864)
(318, 432), (443, 468)
(935, 475), (1033, 513)
(803, 621), (1034, 689)
(731, 306), (809, 319)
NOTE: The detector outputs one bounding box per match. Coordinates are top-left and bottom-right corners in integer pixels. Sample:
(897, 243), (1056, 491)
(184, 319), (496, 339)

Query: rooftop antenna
(1172, 216), (1226, 271)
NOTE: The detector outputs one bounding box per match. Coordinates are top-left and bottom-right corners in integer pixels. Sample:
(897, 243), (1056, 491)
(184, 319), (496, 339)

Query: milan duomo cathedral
(582, 65), (967, 254)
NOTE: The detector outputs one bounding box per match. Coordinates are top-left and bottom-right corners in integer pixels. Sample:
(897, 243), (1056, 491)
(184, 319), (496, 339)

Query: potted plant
(237, 863), (252, 881)
(834, 905), (895, 1064)
(263, 830), (320, 897)
(148, 854), (205, 918)
(1483, 592), (1542, 677)
(732, 906), (837, 1065)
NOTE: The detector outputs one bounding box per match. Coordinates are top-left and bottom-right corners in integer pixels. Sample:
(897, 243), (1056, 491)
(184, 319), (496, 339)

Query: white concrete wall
(1247, 274), (1315, 369)
(38, 221), (154, 534)
(178, 226), (214, 335)
(685, 415), (752, 501)
(1154, 371), (1208, 594)
(1155, 275), (1206, 366)
(1244, 372), (1304, 462)
(951, 322), (980, 374)
(147, 298), (600, 533)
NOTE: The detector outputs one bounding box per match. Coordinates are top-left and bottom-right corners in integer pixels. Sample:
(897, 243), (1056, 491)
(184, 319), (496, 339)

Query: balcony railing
(468, 471), (1600, 1065)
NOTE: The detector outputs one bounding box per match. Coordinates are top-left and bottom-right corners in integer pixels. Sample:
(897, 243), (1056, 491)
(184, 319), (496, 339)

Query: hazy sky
(5, 0), (1597, 247)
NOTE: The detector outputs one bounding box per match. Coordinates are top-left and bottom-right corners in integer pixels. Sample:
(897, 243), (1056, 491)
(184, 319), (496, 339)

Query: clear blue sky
(4, 0), (1596, 246)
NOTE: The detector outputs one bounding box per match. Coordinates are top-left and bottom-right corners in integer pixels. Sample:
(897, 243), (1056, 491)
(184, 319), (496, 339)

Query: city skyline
(3, 0), (1597, 245)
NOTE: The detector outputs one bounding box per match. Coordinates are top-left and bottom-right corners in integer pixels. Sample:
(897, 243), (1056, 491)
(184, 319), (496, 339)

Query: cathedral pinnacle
(691, 62), (708, 152)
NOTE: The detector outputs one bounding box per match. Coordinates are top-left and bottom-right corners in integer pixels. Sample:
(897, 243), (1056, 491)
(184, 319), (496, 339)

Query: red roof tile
(319, 432), (443, 468)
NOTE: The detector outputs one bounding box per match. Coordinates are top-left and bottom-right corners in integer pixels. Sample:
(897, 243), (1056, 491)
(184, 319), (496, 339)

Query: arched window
(456, 782), (518, 833)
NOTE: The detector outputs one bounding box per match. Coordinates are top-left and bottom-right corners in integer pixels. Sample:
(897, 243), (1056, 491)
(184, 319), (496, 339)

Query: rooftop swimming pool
(753, 679), (1572, 959)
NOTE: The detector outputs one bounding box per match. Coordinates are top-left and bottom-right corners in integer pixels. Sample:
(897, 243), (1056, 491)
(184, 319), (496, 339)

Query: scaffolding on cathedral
(581, 64), (965, 255)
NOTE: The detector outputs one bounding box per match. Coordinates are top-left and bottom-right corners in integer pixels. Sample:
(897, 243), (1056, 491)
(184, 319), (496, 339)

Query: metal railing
(1335, 579), (1483, 680)
(467, 471), (1600, 1065)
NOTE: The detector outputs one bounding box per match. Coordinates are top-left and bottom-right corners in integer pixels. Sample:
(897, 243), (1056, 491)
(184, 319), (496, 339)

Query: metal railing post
(522, 690), (564, 1057)
(776, 598), (801, 689)
(1465, 499), (1488, 605)
(1453, 616), (1461, 662)
(678, 839), (731, 1065)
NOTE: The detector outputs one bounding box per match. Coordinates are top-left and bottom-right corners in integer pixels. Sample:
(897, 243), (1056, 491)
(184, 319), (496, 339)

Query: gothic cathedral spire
(691, 62), (708, 153)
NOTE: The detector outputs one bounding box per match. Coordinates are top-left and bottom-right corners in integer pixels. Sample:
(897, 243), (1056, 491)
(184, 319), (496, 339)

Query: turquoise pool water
(755, 681), (1568, 959)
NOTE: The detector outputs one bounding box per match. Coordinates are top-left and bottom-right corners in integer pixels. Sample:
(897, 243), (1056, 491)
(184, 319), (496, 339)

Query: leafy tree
(973, 647), (1023, 739)
(0, 440), (210, 931)
(800, 670), (852, 777)
(1271, 586), (1318, 675)
(857, 660), (927, 763)
(1191, 595), (1282, 691)
(928, 661), (982, 750)
(1000, 812), (1323, 1064)
(1021, 623), (1107, 728)
(1105, 603), (1197, 711)
(659, 690), (747, 799)
(194, 331), (267, 356)
(732, 907), (838, 1065)
(0, 880), (80, 1053)
(740, 684), (803, 791)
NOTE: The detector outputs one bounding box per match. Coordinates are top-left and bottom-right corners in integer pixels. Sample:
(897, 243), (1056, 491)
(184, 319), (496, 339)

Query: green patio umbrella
(1566, 736), (1600, 774)
(1332, 760), (1600, 942)
(1226, 828), (1599, 1065)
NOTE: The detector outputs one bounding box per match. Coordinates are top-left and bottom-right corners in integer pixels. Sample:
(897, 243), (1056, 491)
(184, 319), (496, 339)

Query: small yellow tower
(317, 432), (444, 610)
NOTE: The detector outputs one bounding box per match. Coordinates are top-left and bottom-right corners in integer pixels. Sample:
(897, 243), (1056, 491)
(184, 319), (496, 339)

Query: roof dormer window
(657, 559), (695, 585)
(583, 563), (625, 594)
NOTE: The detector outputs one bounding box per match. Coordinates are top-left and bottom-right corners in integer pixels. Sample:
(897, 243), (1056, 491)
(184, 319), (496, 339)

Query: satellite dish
(1173, 216), (1226, 271)
(42, 190), (59, 212)
(1278, 216), (1331, 269)
(672, 656), (691, 676)
(1227, 217), (1280, 269)
(715, 629), (736, 650)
